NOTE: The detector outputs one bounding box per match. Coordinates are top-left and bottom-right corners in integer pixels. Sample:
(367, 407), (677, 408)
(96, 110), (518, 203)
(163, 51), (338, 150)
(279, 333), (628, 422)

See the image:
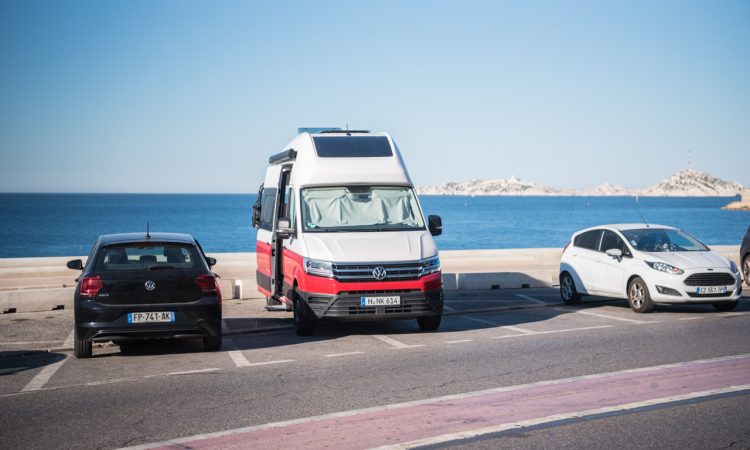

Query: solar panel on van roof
(312, 136), (393, 158)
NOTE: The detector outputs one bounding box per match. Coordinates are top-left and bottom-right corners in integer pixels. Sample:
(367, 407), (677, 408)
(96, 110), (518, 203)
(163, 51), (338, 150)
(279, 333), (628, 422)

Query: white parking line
(324, 352), (364, 358)
(21, 355), (69, 392)
(244, 360), (295, 367)
(557, 308), (659, 324)
(462, 316), (536, 334)
(0, 340), (69, 346)
(224, 338), (252, 367)
(62, 329), (75, 349)
(445, 339), (474, 344)
(443, 305), (457, 312)
(515, 294), (548, 304)
(679, 317), (706, 321)
(372, 335), (425, 349)
(492, 325), (613, 339)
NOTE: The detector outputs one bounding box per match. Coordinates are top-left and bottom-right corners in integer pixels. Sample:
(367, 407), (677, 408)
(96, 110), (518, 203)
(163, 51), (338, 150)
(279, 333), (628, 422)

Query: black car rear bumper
(299, 288), (443, 321)
(75, 297), (221, 343)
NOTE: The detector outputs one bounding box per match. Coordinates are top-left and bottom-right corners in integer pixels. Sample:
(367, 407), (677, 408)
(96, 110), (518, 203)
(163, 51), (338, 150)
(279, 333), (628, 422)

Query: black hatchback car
(67, 232), (222, 358)
(742, 225), (750, 286)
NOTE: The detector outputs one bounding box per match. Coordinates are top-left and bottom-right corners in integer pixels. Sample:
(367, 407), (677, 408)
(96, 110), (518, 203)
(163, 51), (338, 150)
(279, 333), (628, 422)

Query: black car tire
(293, 288), (315, 336)
(417, 314), (441, 332)
(560, 272), (582, 305)
(203, 330), (222, 351)
(743, 255), (750, 287)
(713, 301), (739, 312)
(74, 330), (92, 359)
(628, 277), (654, 313)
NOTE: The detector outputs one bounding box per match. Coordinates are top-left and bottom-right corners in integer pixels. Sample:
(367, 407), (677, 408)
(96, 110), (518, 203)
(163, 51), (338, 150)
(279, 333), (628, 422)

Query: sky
(1, 0), (748, 193)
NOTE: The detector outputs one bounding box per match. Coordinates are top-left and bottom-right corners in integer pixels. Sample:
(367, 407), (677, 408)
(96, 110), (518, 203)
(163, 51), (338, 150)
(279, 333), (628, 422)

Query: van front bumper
(299, 288), (443, 321)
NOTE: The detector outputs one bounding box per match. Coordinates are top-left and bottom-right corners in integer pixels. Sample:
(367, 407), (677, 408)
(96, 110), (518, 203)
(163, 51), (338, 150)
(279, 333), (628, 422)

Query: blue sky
(1, 0), (748, 193)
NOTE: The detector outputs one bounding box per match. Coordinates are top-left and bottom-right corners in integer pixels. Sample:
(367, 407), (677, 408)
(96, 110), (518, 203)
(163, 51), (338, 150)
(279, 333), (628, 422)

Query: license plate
(128, 311), (175, 323)
(696, 286), (727, 295)
(360, 296), (401, 307)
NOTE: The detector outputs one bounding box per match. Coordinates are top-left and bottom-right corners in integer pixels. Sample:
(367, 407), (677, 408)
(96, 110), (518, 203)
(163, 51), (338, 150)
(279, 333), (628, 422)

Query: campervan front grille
(332, 262), (422, 282)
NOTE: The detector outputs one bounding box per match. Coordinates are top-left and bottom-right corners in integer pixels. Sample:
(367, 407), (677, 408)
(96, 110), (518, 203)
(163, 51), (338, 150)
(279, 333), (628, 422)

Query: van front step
(265, 305), (291, 312)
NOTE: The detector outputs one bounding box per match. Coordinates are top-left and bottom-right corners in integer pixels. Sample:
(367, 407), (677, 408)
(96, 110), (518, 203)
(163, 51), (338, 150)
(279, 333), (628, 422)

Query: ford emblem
(372, 267), (387, 281)
(144, 280), (157, 291)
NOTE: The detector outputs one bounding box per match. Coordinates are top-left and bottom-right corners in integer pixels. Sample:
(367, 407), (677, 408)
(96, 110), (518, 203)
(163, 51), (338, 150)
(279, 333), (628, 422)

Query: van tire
(628, 277), (654, 313)
(713, 301), (739, 312)
(293, 288), (315, 336)
(203, 330), (223, 351)
(417, 314), (441, 332)
(74, 329), (92, 359)
(560, 272), (581, 305)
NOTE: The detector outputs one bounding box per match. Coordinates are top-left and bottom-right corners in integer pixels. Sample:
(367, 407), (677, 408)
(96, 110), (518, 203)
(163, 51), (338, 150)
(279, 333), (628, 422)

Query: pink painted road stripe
(143, 356), (750, 450)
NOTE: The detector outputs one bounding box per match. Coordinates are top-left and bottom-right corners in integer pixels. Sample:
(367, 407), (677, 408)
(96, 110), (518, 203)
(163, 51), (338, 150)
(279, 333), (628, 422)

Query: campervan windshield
(301, 186), (425, 232)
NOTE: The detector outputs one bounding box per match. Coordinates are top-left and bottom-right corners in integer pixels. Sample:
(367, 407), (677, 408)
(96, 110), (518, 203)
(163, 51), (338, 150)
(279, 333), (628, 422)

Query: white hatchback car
(559, 224), (743, 313)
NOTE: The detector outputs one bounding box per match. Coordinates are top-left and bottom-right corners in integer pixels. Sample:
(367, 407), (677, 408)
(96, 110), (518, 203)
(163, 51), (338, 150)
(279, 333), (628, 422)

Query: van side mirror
(605, 248), (622, 261)
(428, 215), (442, 237)
(205, 257), (217, 267)
(252, 186), (263, 229)
(67, 259), (83, 270)
(276, 218), (294, 240)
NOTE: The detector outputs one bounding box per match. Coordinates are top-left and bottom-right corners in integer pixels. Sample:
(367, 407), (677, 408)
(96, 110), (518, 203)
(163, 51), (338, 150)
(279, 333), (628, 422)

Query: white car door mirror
(605, 248), (623, 260)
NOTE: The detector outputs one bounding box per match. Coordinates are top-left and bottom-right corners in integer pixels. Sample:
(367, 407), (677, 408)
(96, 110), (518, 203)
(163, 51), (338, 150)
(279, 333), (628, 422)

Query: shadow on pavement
(0, 350), (67, 375)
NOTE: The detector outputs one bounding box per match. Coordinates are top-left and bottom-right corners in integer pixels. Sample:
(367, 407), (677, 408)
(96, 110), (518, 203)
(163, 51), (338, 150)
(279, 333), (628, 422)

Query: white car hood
(302, 230), (437, 263)
(640, 250), (731, 270)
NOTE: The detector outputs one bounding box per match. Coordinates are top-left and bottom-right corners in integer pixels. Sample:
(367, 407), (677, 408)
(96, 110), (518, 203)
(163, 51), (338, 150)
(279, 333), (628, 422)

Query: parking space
(1, 288), (748, 398)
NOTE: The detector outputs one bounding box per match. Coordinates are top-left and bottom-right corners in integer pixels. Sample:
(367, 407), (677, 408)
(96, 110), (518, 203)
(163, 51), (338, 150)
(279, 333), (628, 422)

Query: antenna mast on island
(688, 148), (692, 170)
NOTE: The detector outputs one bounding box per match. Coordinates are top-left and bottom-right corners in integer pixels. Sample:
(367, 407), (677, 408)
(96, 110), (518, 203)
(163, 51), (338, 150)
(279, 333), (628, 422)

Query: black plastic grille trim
(683, 273), (736, 287)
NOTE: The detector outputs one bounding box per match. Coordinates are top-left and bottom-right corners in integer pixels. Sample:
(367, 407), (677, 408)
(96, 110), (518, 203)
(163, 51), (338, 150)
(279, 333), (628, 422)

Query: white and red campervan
(252, 128), (443, 335)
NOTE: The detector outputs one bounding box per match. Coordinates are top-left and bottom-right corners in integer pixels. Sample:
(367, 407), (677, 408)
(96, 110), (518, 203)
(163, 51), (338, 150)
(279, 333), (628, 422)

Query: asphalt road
(1, 288), (749, 449)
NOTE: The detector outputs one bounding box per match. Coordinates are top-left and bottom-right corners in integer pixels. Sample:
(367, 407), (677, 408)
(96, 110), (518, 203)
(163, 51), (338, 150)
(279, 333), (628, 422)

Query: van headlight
(730, 261), (739, 274)
(420, 256), (441, 277)
(304, 257), (333, 278)
(646, 261), (684, 275)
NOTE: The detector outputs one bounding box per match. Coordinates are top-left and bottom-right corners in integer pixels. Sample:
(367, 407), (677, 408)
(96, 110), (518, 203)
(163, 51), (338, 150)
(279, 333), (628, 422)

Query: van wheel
(560, 272), (581, 305)
(628, 277), (654, 313)
(203, 330), (222, 351)
(74, 329), (92, 359)
(713, 301), (739, 312)
(417, 315), (441, 332)
(293, 289), (315, 336)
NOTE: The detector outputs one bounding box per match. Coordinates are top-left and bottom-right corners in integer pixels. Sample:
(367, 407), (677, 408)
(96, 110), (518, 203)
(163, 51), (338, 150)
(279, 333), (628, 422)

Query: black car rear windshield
(312, 136), (393, 157)
(95, 243), (203, 271)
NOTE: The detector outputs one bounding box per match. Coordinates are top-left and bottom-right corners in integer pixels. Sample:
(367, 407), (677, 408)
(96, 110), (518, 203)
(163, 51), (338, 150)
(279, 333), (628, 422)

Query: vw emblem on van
(372, 267), (387, 281)
(144, 280), (157, 291)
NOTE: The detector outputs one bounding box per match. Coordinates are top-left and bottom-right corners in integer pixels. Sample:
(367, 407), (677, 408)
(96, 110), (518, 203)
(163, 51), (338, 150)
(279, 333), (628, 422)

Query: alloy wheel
(629, 282), (644, 308)
(561, 276), (574, 300)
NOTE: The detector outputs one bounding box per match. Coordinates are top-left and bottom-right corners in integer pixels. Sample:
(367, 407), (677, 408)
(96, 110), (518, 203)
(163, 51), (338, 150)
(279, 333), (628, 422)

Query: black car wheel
(203, 330), (222, 351)
(417, 315), (441, 332)
(74, 329), (92, 359)
(560, 272), (582, 305)
(628, 277), (654, 313)
(293, 288), (315, 336)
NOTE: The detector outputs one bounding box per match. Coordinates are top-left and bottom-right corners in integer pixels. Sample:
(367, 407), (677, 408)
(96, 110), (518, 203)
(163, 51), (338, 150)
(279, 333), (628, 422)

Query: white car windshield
(301, 186), (425, 232)
(621, 228), (709, 252)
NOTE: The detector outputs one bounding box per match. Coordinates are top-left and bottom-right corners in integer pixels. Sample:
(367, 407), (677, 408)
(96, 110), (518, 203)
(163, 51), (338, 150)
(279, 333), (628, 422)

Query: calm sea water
(0, 194), (748, 258)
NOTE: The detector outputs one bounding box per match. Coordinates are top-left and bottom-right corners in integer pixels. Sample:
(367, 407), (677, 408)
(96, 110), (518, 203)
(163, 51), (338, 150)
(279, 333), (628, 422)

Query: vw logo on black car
(144, 280), (157, 291)
(372, 266), (387, 281)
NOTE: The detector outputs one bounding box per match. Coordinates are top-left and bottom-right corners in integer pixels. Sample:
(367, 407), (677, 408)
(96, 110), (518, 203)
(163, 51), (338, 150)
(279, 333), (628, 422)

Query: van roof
(268, 131), (414, 188)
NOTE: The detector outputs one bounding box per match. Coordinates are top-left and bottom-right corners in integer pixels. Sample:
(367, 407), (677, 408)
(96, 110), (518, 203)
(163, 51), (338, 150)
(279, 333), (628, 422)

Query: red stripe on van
(256, 241), (272, 276)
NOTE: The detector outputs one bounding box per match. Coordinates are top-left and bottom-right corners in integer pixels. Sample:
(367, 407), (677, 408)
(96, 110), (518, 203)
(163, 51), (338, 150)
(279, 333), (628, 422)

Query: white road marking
(445, 339), (473, 344)
(324, 352), (364, 358)
(375, 384), (750, 449)
(443, 305), (457, 312)
(679, 317), (706, 321)
(372, 335), (425, 349)
(21, 355), (69, 392)
(223, 338), (252, 367)
(717, 312), (750, 317)
(123, 353), (750, 450)
(0, 340), (69, 346)
(221, 320), (230, 333)
(244, 360), (295, 367)
(62, 329), (75, 349)
(463, 316), (536, 334)
(515, 294), (547, 304)
(492, 325), (612, 339)
(557, 307), (659, 324)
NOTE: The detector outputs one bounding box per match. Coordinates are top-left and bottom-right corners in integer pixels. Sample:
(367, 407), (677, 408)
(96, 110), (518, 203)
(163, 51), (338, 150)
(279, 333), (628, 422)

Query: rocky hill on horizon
(417, 169), (745, 197)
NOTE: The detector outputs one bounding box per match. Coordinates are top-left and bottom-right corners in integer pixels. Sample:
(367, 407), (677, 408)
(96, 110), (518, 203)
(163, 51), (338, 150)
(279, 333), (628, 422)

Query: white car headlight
(646, 261), (684, 275)
(303, 257), (333, 278)
(420, 256), (441, 277)
(729, 261), (739, 274)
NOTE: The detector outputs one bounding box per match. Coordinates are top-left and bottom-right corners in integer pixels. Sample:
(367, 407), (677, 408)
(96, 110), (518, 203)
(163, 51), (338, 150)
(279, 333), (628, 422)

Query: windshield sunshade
(301, 186), (424, 232)
(312, 136), (393, 158)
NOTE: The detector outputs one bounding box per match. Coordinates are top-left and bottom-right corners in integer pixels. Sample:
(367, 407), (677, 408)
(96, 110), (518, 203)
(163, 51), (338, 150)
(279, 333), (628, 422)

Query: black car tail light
(80, 276), (103, 298)
(195, 274), (221, 302)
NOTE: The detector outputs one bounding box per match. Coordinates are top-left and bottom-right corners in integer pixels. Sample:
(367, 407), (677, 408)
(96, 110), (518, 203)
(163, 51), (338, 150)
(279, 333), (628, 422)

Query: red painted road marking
(127, 354), (750, 450)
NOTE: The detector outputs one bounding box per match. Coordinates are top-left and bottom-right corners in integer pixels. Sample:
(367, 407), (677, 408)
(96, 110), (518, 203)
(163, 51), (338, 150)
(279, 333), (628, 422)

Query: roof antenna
(346, 123), (350, 136)
(635, 196), (649, 228)
(146, 222), (151, 239)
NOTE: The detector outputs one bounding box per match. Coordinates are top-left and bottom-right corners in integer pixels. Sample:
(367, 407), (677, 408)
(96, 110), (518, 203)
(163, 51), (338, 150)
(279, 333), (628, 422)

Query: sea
(1, 194), (748, 258)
